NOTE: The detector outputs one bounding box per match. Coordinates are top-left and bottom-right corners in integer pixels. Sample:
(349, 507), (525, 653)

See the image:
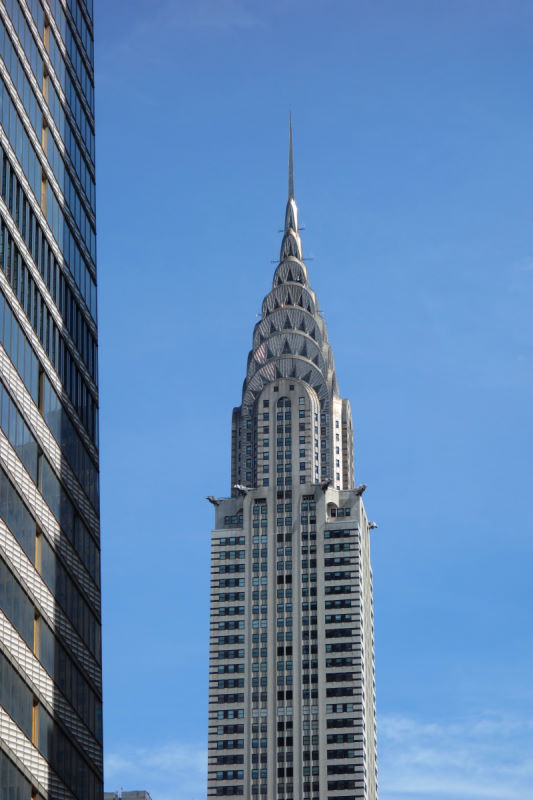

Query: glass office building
(0, 1), (102, 798)
(207, 127), (378, 800)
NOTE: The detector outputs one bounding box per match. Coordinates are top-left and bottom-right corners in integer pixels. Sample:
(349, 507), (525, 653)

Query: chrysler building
(207, 122), (378, 800)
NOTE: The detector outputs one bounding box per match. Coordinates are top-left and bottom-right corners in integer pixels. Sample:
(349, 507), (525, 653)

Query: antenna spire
(281, 110), (302, 259)
(288, 109), (294, 200)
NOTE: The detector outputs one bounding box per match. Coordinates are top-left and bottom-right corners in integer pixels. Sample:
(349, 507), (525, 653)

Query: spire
(281, 112), (302, 259)
(288, 110), (294, 200)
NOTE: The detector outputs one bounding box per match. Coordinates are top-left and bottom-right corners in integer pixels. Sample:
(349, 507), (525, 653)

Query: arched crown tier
(242, 358), (332, 415)
(261, 283), (317, 317)
(273, 258), (309, 288)
(248, 332), (328, 383)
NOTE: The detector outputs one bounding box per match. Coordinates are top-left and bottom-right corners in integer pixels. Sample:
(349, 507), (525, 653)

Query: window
(299, 397), (305, 405)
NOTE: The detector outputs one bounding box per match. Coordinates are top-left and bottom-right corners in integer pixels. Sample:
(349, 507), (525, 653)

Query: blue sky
(94, 1), (533, 798)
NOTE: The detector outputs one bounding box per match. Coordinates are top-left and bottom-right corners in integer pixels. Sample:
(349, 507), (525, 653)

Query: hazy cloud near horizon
(104, 711), (533, 800)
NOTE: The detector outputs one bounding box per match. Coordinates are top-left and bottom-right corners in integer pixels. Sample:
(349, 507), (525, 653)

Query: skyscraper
(207, 124), (378, 800)
(0, 2), (101, 799)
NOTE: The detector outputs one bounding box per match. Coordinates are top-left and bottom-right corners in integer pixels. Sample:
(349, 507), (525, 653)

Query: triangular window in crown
(300, 341), (308, 358)
(286, 268), (294, 282)
(283, 314), (292, 330)
(266, 346), (273, 360)
(313, 354), (319, 366)
(270, 322), (276, 334)
(274, 297), (280, 309)
(298, 319), (306, 332)
(302, 371), (312, 384)
(282, 340), (291, 355)
(286, 290), (293, 305)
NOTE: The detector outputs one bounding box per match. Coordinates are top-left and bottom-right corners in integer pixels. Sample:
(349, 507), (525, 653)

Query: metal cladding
(241, 178), (339, 418)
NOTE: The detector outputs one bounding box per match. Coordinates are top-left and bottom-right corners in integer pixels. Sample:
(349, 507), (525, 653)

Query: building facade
(104, 792), (153, 800)
(207, 128), (378, 800)
(0, 1), (102, 799)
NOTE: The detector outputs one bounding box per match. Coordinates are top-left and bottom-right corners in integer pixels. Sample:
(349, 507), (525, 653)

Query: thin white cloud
(151, 0), (320, 33)
(104, 741), (207, 800)
(104, 713), (533, 800)
(170, 0), (263, 32)
(379, 712), (533, 800)
(95, 0), (264, 80)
